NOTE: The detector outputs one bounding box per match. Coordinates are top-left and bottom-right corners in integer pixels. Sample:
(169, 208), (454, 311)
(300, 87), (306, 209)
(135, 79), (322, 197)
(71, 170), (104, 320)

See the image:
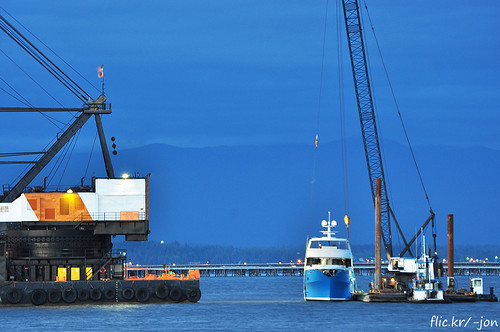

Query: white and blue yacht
(304, 212), (355, 301)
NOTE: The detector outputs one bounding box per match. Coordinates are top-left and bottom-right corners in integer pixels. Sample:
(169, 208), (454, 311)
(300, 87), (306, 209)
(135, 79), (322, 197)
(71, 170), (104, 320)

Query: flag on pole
(97, 65), (104, 78)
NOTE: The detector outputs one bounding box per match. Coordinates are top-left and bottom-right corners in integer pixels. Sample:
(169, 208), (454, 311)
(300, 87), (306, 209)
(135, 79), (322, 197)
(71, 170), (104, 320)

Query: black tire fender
(135, 287), (150, 303)
(90, 288), (102, 301)
(186, 288), (201, 303)
(47, 288), (62, 303)
(103, 288), (115, 301)
(155, 284), (169, 299)
(31, 289), (47, 306)
(121, 287), (134, 301)
(62, 287), (77, 303)
(77, 288), (90, 301)
(6, 287), (23, 304)
(169, 287), (183, 302)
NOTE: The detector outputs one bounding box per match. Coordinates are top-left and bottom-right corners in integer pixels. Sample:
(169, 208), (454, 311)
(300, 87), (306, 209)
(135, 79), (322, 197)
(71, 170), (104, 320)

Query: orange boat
(125, 266), (200, 281)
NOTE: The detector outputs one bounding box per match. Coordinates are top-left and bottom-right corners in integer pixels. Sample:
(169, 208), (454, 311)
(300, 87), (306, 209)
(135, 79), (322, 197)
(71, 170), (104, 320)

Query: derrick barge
(0, 11), (200, 306)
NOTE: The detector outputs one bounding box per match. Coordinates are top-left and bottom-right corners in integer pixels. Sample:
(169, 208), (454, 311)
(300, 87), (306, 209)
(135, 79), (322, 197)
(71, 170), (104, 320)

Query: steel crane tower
(341, 0), (424, 258)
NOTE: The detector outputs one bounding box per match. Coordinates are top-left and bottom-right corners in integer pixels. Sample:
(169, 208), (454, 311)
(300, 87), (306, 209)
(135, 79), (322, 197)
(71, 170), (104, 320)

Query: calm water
(1, 276), (499, 331)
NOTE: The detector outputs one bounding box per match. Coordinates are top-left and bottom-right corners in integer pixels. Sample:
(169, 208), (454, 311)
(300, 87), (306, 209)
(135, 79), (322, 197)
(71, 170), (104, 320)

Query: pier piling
(374, 178), (382, 290)
(447, 214), (455, 290)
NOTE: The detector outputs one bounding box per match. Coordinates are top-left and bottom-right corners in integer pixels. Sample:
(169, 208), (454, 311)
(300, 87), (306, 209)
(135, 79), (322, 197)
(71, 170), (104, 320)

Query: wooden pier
(145, 262), (500, 277)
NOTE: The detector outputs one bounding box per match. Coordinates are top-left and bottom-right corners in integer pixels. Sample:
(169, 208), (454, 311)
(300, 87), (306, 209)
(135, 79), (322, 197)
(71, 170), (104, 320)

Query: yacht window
(310, 241), (341, 248)
(306, 258), (321, 266)
(306, 258), (352, 267)
(329, 258), (352, 267)
(332, 259), (342, 265)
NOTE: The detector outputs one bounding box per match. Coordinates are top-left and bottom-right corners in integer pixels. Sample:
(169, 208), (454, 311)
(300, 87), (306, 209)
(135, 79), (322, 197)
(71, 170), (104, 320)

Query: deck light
(66, 189), (73, 193)
(122, 173), (130, 179)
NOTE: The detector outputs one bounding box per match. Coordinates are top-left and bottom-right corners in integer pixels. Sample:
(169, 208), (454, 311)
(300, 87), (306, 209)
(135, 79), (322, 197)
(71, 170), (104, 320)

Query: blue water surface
(1, 276), (499, 331)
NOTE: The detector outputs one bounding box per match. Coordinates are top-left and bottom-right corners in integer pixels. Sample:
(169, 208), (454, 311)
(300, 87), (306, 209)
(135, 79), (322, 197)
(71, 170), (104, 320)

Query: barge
(0, 97), (201, 305)
(0, 176), (201, 306)
(0, 12), (200, 306)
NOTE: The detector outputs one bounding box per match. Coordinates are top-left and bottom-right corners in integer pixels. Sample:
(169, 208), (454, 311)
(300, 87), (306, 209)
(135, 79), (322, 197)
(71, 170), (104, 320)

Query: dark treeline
(115, 241), (304, 265)
(114, 241), (500, 265)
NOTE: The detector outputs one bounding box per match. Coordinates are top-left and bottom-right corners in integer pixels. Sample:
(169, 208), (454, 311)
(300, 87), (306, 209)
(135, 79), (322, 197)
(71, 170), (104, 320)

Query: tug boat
(303, 212), (355, 301)
(408, 236), (446, 302)
(388, 235), (448, 303)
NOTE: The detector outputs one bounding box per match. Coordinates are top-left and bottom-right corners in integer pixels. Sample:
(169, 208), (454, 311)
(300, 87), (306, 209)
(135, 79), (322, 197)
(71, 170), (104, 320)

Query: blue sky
(1, 1), (499, 248)
(1, 1), (499, 151)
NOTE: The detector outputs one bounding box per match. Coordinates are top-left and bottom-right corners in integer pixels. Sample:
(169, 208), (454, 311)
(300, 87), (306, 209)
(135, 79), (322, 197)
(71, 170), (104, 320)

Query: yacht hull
(304, 268), (353, 301)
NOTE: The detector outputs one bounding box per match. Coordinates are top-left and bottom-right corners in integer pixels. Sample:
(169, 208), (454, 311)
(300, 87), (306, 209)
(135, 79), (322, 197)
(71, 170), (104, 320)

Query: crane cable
(84, 131), (99, 180)
(361, 0), (433, 212)
(0, 8), (98, 189)
(0, 6), (100, 94)
(336, 0), (349, 216)
(0, 48), (65, 109)
(44, 136), (73, 189)
(355, 4), (396, 210)
(0, 85), (28, 106)
(56, 128), (82, 189)
(0, 50), (67, 129)
(0, 7), (97, 142)
(308, 0), (330, 238)
(0, 13), (91, 103)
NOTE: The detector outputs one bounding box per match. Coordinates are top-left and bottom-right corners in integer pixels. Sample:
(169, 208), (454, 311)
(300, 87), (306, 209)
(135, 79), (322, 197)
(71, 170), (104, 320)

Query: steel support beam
(0, 107), (82, 112)
(390, 208), (413, 257)
(399, 212), (435, 257)
(374, 178), (382, 290)
(1, 95), (107, 202)
(95, 114), (115, 179)
(0, 107), (110, 114)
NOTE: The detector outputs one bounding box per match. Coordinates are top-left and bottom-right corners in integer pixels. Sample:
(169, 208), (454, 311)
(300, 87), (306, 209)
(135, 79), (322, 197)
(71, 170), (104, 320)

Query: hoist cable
(308, 0), (330, 238)
(0, 6), (101, 94)
(362, 0), (433, 212)
(336, 0), (349, 215)
(0, 48), (64, 107)
(0, 15), (91, 103)
(84, 131), (99, 179)
(57, 128), (81, 189)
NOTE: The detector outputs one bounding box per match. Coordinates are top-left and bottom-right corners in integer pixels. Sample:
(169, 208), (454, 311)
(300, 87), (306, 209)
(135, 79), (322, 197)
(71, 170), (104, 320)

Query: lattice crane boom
(341, 0), (412, 258)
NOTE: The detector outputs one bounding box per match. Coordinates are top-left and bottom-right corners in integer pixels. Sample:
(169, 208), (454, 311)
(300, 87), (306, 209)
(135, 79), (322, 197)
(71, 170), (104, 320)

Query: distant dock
(141, 262), (500, 277)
